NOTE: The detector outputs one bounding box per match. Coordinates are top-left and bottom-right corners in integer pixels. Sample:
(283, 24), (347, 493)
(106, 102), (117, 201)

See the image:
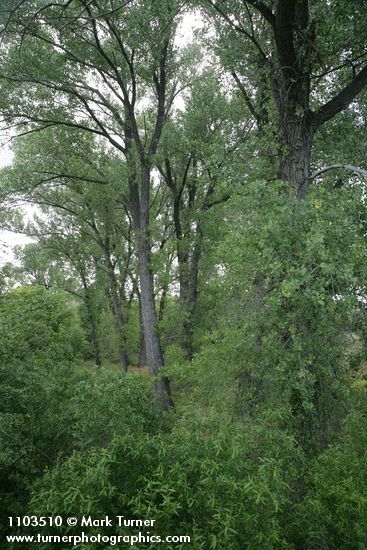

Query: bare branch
(232, 71), (261, 124)
(310, 164), (367, 180)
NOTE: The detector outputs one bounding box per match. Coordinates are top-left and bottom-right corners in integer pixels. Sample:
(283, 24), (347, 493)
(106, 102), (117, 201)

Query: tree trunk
(177, 246), (190, 304)
(182, 229), (202, 361)
(137, 290), (147, 367)
(175, 200), (198, 360)
(136, 164), (173, 408)
(138, 231), (173, 408)
(279, 113), (313, 198)
(158, 252), (173, 324)
(104, 253), (129, 372)
(82, 279), (102, 368)
(158, 284), (168, 323)
(179, 226), (202, 361)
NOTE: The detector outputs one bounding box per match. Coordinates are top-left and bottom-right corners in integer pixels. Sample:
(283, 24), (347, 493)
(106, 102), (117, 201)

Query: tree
(15, 240), (103, 367)
(157, 70), (242, 358)
(205, 0), (367, 197)
(0, 0), (186, 407)
(1, 127), (135, 370)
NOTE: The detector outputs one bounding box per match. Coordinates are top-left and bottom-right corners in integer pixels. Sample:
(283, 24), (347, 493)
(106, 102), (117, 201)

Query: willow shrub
(29, 407), (367, 549)
(0, 287), (161, 538)
(0, 286), (84, 521)
(30, 410), (301, 549)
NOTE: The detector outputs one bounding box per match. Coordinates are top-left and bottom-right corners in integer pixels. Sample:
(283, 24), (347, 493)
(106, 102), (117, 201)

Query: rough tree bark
(212, 0), (367, 196)
(133, 162), (173, 408)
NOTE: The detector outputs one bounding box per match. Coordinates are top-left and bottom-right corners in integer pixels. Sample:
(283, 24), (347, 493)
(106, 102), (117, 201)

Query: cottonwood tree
(204, 0), (367, 197)
(1, 126), (137, 371)
(196, 0), (367, 447)
(0, 0), (187, 407)
(157, 70), (247, 358)
(14, 239), (103, 367)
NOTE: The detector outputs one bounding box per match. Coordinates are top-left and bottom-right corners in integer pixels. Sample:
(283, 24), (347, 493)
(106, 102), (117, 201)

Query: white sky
(0, 144), (13, 167)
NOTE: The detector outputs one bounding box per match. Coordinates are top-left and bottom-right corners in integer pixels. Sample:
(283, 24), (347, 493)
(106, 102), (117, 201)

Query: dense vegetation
(0, 1), (367, 548)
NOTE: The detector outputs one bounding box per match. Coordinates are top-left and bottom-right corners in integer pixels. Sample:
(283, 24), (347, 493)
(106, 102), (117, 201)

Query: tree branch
(35, 170), (108, 185)
(244, 0), (275, 27)
(232, 71), (262, 124)
(313, 64), (367, 129)
(148, 37), (170, 157)
(207, 0), (268, 61)
(309, 164), (367, 180)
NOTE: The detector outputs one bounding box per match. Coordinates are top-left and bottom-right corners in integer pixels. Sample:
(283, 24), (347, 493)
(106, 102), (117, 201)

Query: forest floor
(81, 360), (150, 377)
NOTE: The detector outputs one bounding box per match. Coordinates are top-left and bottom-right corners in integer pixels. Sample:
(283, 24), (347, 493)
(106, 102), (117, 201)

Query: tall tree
(205, 0), (367, 197)
(158, 70), (246, 358)
(0, 0), (184, 407)
(14, 239), (103, 367)
(1, 128), (134, 371)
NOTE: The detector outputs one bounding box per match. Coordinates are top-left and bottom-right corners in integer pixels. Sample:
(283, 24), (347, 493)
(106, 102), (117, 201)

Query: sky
(0, 144), (20, 265)
(0, 11), (203, 266)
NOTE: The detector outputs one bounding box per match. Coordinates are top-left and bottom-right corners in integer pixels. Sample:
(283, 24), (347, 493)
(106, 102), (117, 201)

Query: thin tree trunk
(137, 289), (147, 367)
(82, 278), (102, 368)
(158, 285), (168, 323)
(177, 239), (190, 305)
(183, 230), (202, 360)
(104, 252), (129, 372)
(158, 252), (173, 324)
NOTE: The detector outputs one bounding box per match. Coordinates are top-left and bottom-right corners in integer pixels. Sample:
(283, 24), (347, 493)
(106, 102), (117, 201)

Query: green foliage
(0, 2), (367, 548)
(29, 403), (366, 549)
(0, 286), (162, 538)
(290, 411), (367, 549)
(198, 180), (366, 448)
(70, 370), (163, 451)
(0, 285), (86, 364)
(30, 411), (301, 549)
(0, 286), (84, 522)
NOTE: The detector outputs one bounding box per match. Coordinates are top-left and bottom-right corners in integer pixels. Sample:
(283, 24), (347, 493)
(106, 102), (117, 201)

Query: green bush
(0, 287), (84, 523)
(30, 410), (301, 549)
(0, 285), (87, 364)
(201, 181), (366, 449)
(290, 411), (367, 549)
